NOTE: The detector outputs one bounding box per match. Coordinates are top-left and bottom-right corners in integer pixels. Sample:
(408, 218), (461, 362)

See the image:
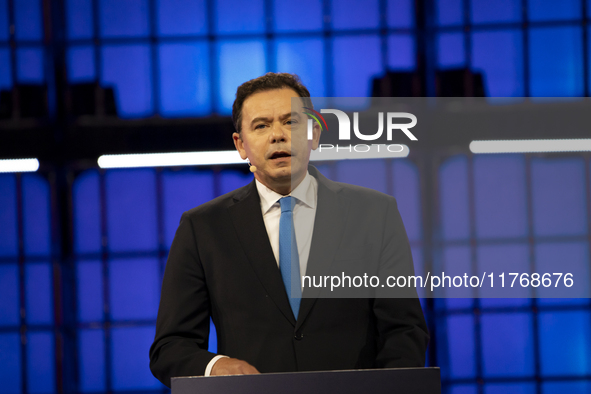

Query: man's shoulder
(322, 176), (397, 206)
(183, 181), (253, 219)
(311, 165), (396, 205)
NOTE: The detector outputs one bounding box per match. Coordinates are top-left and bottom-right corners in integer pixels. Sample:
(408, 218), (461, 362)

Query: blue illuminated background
(1, 0), (591, 393)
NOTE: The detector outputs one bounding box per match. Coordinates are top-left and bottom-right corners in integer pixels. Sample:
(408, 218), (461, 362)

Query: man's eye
(255, 124), (266, 129)
(286, 119), (296, 125)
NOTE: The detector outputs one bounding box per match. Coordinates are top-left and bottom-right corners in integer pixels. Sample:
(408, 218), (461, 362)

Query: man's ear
(311, 122), (321, 150)
(233, 132), (248, 160)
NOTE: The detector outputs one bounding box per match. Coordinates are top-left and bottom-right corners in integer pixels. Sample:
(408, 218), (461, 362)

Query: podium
(172, 367), (441, 394)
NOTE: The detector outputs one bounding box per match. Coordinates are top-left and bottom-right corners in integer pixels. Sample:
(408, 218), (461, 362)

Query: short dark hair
(232, 72), (312, 134)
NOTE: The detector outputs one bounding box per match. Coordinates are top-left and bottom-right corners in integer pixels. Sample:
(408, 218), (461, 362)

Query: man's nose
(269, 123), (287, 143)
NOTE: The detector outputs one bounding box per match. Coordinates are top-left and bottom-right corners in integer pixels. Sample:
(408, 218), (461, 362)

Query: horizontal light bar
(98, 151), (245, 169)
(0, 158), (40, 173)
(470, 139), (591, 154)
(98, 146), (410, 169)
(310, 144), (409, 161)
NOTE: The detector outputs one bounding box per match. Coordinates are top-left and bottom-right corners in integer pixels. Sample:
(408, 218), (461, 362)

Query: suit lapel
(296, 167), (349, 331)
(228, 181), (297, 327)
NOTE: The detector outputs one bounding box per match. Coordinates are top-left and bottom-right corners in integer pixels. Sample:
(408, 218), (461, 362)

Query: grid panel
(273, 0), (323, 32)
(156, 0), (208, 36)
(78, 329), (105, 392)
(531, 157), (587, 237)
(76, 260), (103, 323)
(528, 0), (581, 21)
(214, 0), (265, 35)
(27, 331), (55, 394)
(436, 152), (591, 392)
(387, 34), (416, 70)
(66, 0), (93, 39)
(0, 174), (18, 257)
(105, 169), (158, 252)
(0, 0), (8, 41)
(335, 159), (388, 194)
(529, 26), (584, 97)
(480, 312), (535, 377)
(535, 242), (590, 303)
(67, 46), (96, 82)
(14, 0), (42, 41)
(5, 0), (588, 120)
(108, 258), (160, 321)
(57, 0), (418, 118)
(274, 38), (327, 97)
(161, 170), (215, 247)
(331, 35), (382, 97)
(0, 264), (19, 326)
(0, 173), (55, 394)
(330, 0), (380, 30)
(16, 47), (45, 83)
(538, 310), (591, 376)
(387, 0), (414, 28)
(477, 244), (532, 305)
(73, 169), (101, 255)
(216, 39), (267, 114)
(101, 45), (154, 117)
(0, 333), (21, 394)
(71, 167), (233, 391)
(158, 42), (212, 117)
(99, 0), (150, 37)
(25, 262), (54, 325)
(0, 48), (11, 89)
(473, 155), (527, 239)
(470, 0), (521, 23)
(471, 30), (524, 97)
(431, 2), (591, 391)
(110, 326), (161, 390)
(391, 160), (422, 242)
(437, 32), (465, 68)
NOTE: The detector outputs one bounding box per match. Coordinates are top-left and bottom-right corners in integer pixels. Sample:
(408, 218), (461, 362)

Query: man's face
(233, 88), (320, 194)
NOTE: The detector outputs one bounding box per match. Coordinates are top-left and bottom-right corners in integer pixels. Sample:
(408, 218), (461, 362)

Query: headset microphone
(248, 161), (257, 172)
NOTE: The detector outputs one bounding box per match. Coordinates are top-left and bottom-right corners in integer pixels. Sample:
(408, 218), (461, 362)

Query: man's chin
(268, 166), (306, 183)
(270, 167), (293, 181)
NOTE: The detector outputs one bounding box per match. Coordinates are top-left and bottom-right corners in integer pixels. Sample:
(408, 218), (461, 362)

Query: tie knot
(279, 196), (296, 213)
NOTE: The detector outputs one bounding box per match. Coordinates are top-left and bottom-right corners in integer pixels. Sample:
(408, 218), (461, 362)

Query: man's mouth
(269, 151), (291, 160)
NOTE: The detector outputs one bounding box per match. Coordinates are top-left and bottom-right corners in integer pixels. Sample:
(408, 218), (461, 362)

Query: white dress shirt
(256, 171), (318, 276)
(204, 172), (318, 376)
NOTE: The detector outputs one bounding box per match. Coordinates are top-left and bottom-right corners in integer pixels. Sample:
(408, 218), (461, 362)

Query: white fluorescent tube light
(0, 158), (40, 173)
(470, 139), (591, 154)
(97, 151), (246, 169)
(98, 146), (410, 169)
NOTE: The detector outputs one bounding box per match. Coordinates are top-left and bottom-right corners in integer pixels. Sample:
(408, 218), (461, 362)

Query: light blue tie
(279, 196), (301, 319)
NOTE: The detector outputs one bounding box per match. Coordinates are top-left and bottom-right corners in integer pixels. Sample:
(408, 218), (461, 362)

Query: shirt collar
(255, 171), (316, 214)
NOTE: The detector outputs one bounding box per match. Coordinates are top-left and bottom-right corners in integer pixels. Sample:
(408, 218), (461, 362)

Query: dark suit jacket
(149, 166), (429, 387)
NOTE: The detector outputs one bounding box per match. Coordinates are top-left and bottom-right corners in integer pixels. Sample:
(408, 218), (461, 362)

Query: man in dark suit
(149, 73), (429, 387)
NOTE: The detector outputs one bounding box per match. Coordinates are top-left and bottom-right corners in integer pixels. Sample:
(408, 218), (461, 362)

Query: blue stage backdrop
(1, 155), (590, 393)
(2, 0), (589, 118)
